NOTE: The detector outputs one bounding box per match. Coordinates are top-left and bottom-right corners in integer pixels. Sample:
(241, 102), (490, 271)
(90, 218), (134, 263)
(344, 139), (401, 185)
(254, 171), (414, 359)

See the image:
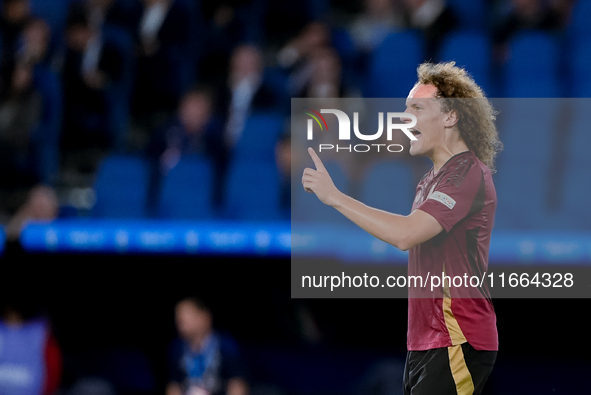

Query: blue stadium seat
(504, 31), (562, 97)
(92, 155), (149, 218)
(365, 31), (423, 98)
(558, 158), (591, 230)
(360, 160), (415, 216)
(292, 161), (350, 224)
(447, 0), (486, 31)
(224, 161), (282, 221)
(567, 0), (591, 39)
(568, 40), (591, 97)
(493, 100), (559, 229)
(233, 112), (286, 164)
(554, 100), (591, 229)
(158, 155), (215, 220)
(438, 31), (492, 96)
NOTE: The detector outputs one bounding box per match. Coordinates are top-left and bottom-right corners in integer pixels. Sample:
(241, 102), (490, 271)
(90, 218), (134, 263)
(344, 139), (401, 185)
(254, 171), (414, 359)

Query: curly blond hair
(416, 62), (503, 172)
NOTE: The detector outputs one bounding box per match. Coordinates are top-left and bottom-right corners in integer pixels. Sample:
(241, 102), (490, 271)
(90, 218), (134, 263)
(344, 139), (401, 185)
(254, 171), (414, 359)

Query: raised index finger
(308, 147), (326, 172)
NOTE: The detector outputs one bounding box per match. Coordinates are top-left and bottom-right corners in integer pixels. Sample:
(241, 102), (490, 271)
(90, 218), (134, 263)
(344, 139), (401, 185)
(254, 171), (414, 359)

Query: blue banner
(18, 220), (591, 264)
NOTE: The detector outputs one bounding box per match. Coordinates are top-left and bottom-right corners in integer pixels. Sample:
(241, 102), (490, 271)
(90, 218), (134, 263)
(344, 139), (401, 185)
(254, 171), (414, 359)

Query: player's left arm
(302, 148), (443, 251)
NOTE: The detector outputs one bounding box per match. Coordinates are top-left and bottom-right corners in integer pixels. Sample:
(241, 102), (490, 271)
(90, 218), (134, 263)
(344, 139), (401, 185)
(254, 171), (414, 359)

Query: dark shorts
(403, 342), (497, 395)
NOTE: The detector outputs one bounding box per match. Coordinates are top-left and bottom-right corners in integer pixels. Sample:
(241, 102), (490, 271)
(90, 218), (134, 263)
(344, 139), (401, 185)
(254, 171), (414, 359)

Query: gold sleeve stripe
(448, 345), (475, 395)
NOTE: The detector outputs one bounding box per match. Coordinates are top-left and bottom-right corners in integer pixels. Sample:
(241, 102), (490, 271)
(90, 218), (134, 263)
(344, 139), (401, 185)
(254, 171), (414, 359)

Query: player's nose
(400, 113), (414, 124)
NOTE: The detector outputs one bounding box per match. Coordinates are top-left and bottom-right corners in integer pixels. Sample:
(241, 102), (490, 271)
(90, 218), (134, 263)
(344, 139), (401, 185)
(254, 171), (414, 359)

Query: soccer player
(301, 62), (502, 395)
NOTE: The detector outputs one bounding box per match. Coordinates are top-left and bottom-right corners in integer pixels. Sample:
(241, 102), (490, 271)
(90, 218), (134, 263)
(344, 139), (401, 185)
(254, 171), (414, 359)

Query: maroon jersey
(407, 151), (498, 351)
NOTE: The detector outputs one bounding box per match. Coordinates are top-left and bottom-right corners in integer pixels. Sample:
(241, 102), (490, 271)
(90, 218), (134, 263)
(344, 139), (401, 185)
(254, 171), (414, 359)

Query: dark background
(3, 247), (590, 395)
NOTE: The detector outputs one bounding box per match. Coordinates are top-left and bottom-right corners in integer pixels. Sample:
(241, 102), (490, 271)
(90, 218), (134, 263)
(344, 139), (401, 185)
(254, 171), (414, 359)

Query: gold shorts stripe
(448, 345), (475, 395)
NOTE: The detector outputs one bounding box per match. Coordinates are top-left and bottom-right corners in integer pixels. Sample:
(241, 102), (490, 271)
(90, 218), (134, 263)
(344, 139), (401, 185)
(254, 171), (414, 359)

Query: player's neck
(431, 139), (470, 174)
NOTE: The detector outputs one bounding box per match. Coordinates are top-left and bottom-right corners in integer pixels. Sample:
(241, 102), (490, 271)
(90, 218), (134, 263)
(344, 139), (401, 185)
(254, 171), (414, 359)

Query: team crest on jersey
(429, 191), (456, 209)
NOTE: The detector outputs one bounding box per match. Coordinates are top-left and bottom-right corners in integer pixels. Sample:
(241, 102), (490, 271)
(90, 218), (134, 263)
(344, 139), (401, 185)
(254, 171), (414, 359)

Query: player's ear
(444, 110), (459, 128)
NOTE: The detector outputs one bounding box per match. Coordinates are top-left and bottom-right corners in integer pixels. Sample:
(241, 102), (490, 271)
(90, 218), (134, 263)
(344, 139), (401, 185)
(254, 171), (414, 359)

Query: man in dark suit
(133, 0), (193, 124)
(61, 3), (125, 172)
(217, 44), (279, 149)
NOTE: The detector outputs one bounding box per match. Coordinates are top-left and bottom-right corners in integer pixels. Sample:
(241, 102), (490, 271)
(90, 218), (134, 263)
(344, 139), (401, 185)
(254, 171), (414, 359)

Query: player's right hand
(302, 147), (341, 207)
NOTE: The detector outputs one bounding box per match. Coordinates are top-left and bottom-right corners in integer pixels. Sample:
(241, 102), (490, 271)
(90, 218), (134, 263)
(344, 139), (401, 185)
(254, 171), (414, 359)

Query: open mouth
(410, 128), (421, 138)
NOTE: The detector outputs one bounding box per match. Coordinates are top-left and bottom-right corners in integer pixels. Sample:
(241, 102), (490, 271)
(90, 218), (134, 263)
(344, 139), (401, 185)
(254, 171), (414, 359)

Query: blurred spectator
(18, 17), (63, 186)
(276, 21), (331, 96)
(132, 0), (193, 128)
(0, 18), (55, 219)
(199, 1), (253, 89)
(147, 87), (220, 175)
(294, 46), (353, 98)
(402, 0), (457, 61)
(5, 184), (58, 242)
(0, 0), (31, 76)
(0, 299), (62, 395)
(146, 87), (223, 211)
(493, 0), (564, 63)
(260, 0), (326, 47)
(146, 86), (227, 215)
(349, 0), (405, 54)
(166, 298), (248, 395)
(17, 16), (51, 65)
(87, 0), (142, 35)
(0, 55), (42, 193)
(275, 133), (291, 217)
(219, 44), (279, 148)
(61, 3), (124, 174)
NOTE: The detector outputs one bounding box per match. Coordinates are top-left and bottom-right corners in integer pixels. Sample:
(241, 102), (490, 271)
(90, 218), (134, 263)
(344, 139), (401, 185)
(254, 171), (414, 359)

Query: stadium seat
(493, 100), (559, 229)
(360, 160), (415, 216)
(447, 0), (486, 31)
(568, 40), (591, 97)
(92, 155), (149, 219)
(558, 157), (591, 230)
(224, 161), (282, 221)
(158, 155), (215, 220)
(438, 31), (493, 96)
(292, 161), (350, 224)
(365, 30), (424, 98)
(504, 31), (562, 97)
(554, 99), (591, 230)
(567, 0), (591, 39)
(233, 112), (286, 164)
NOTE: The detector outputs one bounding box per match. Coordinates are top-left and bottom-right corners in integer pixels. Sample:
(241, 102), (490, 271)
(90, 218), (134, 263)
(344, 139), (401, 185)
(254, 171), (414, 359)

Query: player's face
(404, 84), (447, 158)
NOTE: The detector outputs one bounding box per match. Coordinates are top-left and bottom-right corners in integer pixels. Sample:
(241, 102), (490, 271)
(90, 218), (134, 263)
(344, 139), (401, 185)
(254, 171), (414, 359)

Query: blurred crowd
(0, 2), (587, 394)
(0, 293), (253, 395)
(0, 0), (582, 235)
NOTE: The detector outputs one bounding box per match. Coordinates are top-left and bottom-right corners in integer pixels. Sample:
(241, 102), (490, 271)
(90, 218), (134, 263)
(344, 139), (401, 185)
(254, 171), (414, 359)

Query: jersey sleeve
(416, 157), (485, 232)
